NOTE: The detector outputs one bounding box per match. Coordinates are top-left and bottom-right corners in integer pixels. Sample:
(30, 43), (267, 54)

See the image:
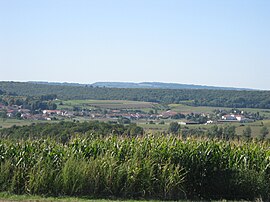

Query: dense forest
(0, 94), (57, 112)
(1, 81), (270, 108)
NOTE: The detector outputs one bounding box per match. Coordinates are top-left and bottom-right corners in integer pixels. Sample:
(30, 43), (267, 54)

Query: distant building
(43, 110), (62, 115)
(220, 114), (252, 123)
(206, 120), (214, 124)
(158, 110), (178, 118)
(222, 114), (237, 121)
(178, 121), (200, 125)
(235, 115), (245, 121)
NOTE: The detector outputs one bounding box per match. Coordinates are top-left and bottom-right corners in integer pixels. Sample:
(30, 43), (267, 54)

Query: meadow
(0, 119), (47, 129)
(136, 120), (270, 139)
(0, 192), (183, 202)
(169, 103), (270, 118)
(55, 99), (163, 113)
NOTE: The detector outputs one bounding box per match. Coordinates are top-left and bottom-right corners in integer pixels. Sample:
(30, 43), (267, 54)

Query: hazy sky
(0, 0), (269, 89)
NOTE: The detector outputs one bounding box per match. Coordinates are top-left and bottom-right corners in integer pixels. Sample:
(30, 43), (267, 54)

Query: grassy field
(169, 103), (270, 118)
(55, 99), (270, 118)
(0, 192), (244, 202)
(56, 100), (270, 119)
(0, 192), (174, 202)
(135, 119), (270, 139)
(55, 99), (162, 113)
(0, 119), (47, 129)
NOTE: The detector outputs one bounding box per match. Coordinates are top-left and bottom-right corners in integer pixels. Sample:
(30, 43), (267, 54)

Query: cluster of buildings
(0, 104), (74, 121)
(220, 114), (253, 123)
(0, 102), (254, 124)
(0, 104), (30, 118)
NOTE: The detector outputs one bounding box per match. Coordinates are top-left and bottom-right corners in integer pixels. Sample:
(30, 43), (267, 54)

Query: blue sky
(0, 0), (269, 89)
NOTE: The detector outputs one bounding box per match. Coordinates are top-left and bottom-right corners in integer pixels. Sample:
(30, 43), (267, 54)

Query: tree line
(0, 121), (144, 143)
(0, 81), (270, 108)
(0, 94), (57, 112)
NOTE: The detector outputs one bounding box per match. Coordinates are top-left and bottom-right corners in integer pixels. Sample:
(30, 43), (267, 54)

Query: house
(178, 121), (200, 125)
(6, 110), (17, 118)
(158, 110), (178, 118)
(220, 114), (250, 123)
(221, 114), (237, 121)
(206, 120), (214, 124)
(235, 115), (245, 121)
(43, 110), (62, 115)
(18, 109), (31, 113)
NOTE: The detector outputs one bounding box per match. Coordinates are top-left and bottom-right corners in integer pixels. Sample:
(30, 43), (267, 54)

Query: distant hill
(0, 81), (269, 109)
(28, 81), (85, 87)
(30, 81), (253, 90)
(91, 82), (253, 90)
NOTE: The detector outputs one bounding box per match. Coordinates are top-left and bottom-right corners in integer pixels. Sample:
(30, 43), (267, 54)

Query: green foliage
(1, 82), (270, 109)
(260, 126), (269, 140)
(0, 111), (7, 119)
(118, 117), (131, 124)
(0, 94), (57, 112)
(127, 124), (144, 136)
(243, 126), (252, 140)
(0, 89), (5, 95)
(223, 125), (236, 140)
(0, 137), (269, 200)
(168, 122), (180, 134)
(207, 125), (223, 139)
(0, 121), (144, 141)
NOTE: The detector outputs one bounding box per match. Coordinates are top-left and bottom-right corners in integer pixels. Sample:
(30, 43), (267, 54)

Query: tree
(148, 110), (154, 115)
(128, 124), (144, 136)
(0, 110), (7, 122)
(0, 111), (6, 118)
(208, 125), (223, 139)
(159, 120), (165, 125)
(223, 125), (236, 140)
(118, 117), (131, 124)
(168, 122), (180, 134)
(15, 112), (22, 119)
(243, 126), (252, 140)
(260, 126), (269, 140)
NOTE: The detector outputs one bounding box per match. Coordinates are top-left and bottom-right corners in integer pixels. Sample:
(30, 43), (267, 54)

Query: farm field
(0, 119), (48, 129)
(56, 99), (163, 113)
(0, 136), (269, 201)
(56, 99), (270, 119)
(169, 103), (270, 118)
(134, 119), (270, 139)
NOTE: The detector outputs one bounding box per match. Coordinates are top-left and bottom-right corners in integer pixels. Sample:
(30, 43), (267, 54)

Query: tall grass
(0, 136), (269, 200)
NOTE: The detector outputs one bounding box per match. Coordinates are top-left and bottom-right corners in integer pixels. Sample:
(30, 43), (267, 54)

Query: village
(0, 102), (260, 125)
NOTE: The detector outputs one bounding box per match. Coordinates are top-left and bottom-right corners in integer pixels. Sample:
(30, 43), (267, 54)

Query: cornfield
(0, 135), (269, 200)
